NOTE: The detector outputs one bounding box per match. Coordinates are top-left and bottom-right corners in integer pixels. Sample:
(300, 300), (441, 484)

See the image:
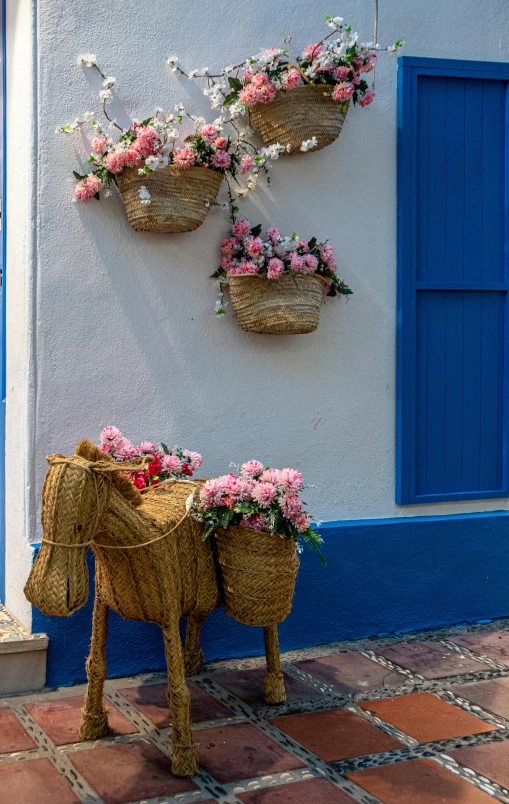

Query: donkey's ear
(46, 453), (66, 465)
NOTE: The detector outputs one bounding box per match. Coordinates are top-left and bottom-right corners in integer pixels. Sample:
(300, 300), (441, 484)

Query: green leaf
(161, 442), (170, 455)
(250, 224), (262, 237)
(72, 170), (87, 181)
(223, 93), (238, 106)
(228, 76), (243, 91)
(307, 237), (317, 250)
(93, 192), (100, 200)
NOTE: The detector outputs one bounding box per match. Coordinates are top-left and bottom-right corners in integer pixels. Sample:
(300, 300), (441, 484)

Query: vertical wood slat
(397, 59), (509, 503)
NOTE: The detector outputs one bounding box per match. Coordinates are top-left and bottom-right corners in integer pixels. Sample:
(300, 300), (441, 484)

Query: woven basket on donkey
(117, 165), (223, 233)
(214, 526), (300, 627)
(250, 85), (349, 153)
(229, 272), (328, 334)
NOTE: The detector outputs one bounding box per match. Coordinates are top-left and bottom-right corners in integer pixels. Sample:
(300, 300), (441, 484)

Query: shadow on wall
(32, 512), (509, 687)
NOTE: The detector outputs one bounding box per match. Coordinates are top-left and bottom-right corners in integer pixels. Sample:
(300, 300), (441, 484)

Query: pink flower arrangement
(194, 461), (325, 562)
(98, 426), (202, 489)
(212, 220), (352, 300)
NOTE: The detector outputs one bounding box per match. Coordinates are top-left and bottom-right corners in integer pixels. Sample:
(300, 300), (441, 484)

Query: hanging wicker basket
(117, 165), (223, 233)
(214, 526), (300, 627)
(228, 272), (328, 334)
(250, 85), (349, 154)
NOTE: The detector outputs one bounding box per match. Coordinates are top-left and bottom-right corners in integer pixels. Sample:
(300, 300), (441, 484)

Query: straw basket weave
(215, 526), (300, 627)
(229, 272), (328, 334)
(117, 165), (223, 233)
(250, 85), (349, 154)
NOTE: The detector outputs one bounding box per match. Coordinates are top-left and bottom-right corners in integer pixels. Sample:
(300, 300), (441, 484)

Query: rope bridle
(41, 457), (197, 550)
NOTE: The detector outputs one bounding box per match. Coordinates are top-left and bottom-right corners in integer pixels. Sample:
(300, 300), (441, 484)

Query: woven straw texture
(24, 440), (294, 773)
(229, 272), (328, 334)
(250, 85), (349, 153)
(215, 526), (300, 627)
(117, 165), (223, 233)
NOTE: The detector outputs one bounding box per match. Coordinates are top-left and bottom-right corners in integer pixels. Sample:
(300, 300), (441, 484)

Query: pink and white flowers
(98, 426), (202, 489)
(194, 462), (325, 561)
(212, 220), (352, 313)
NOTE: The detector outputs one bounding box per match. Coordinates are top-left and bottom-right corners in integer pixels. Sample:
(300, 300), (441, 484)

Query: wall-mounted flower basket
(250, 85), (349, 154)
(117, 165), (223, 233)
(215, 525), (300, 626)
(229, 272), (328, 334)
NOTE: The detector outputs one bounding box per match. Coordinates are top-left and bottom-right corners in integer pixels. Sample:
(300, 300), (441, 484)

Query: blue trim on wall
(0, 0), (7, 602)
(397, 56), (509, 505)
(31, 511), (509, 688)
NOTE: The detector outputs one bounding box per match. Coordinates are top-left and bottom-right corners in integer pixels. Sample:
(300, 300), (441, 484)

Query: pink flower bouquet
(194, 461), (325, 563)
(99, 426), (202, 490)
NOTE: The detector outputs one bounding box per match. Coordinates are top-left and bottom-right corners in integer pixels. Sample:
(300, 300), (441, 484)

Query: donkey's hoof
(171, 745), (199, 777)
(79, 708), (109, 741)
(264, 671), (286, 705)
(184, 649), (205, 677)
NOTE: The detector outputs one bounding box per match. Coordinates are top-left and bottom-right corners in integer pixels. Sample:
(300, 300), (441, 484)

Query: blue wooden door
(397, 58), (509, 504)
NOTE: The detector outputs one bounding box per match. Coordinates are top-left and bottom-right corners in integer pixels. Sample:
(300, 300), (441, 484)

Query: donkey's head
(24, 439), (146, 617)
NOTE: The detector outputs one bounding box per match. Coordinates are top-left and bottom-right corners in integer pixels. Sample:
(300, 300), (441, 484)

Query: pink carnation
(104, 151), (125, 174)
(334, 66), (350, 80)
(291, 512), (312, 533)
(326, 257), (338, 272)
(332, 82), (355, 103)
(242, 513), (268, 531)
(124, 147), (142, 168)
(258, 84), (277, 104)
(239, 85), (262, 107)
(283, 68), (302, 89)
(221, 256), (233, 270)
(238, 259), (258, 274)
(259, 468), (281, 485)
(303, 254), (318, 273)
(224, 475), (248, 500)
(214, 136), (228, 150)
(221, 237), (239, 255)
(200, 124), (218, 141)
(134, 125), (159, 157)
(279, 468), (303, 491)
(101, 426), (121, 444)
(173, 147), (195, 169)
(267, 228), (281, 243)
(137, 442), (157, 454)
(91, 137), (108, 155)
(75, 181), (94, 201)
(251, 72), (269, 87)
(242, 69), (253, 81)
(251, 481), (277, 508)
(290, 252), (304, 272)
(245, 236), (263, 257)
(320, 244), (335, 261)
(232, 219), (251, 238)
(240, 154), (253, 175)
(163, 454), (182, 473)
(241, 460), (264, 477)
(199, 477), (226, 506)
(302, 44), (322, 61)
(359, 59), (376, 73)
(297, 241), (309, 252)
(279, 491), (303, 516)
(113, 438), (136, 460)
(211, 149), (231, 169)
(84, 173), (103, 195)
(358, 88), (375, 107)
(267, 257), (284, 279)
(182, 450), (202, 470)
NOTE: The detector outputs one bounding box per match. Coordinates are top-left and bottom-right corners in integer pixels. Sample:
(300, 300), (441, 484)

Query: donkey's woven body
(24, 440), (287, 777)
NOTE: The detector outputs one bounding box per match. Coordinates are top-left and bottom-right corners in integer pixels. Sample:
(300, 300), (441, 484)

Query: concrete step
(0, 604), (48, 694)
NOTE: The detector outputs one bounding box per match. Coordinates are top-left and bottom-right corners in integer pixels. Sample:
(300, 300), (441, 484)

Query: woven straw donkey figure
(24, 440), (286, 777)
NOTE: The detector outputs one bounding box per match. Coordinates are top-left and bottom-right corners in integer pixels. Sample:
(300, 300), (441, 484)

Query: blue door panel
(397, 58), (509, 504)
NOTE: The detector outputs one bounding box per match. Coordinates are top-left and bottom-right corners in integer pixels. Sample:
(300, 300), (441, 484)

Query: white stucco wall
(5, 0), (509, 623)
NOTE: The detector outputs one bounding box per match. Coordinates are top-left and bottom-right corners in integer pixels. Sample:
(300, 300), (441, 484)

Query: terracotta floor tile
(196, 722), (304, 783)
(294, 652), (404, 694)
(0, 707), (37, 753)
(118, 681), (232, 728)
(212, 667), (323, 707)
(70, 741), (197, 804)
(453, 676), (509, 719)
(360, 692), (497, 743)
(450, 741), (509, 789)
(26, 695), (136, 745)
(449, 631), (509, 665)
(347, 758), (494, 803)
(237, 778), (356, 802)
(271, 708), (403, 762)
(0, 757), (80, 804)
(378, 641), (484, 679)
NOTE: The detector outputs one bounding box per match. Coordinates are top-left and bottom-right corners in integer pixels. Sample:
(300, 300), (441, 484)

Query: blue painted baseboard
(32, 511), (509, 688)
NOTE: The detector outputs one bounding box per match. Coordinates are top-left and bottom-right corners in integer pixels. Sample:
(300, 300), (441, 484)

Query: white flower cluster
(300, 137), (318, 152)
(138, 185), (151, 206)
(79, 53), (97, 67)
(166, 56), (179, 72)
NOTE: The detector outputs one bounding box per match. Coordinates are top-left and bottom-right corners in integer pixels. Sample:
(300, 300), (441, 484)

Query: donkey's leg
(80, 595), (110, 740)
(184, 615), (206, 676)
(263, 624), (286, 704)
(163, 616), (198, 777)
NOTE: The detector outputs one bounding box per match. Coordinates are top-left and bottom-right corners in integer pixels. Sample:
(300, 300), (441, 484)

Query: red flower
(150, 476), (161, 486)
(147, 454), (162, 475)
(182, 462), (193, 476)
(132, 475), (146, 490)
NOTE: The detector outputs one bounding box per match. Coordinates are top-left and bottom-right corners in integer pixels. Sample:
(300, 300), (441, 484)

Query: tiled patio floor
(3, 620), (509, 803)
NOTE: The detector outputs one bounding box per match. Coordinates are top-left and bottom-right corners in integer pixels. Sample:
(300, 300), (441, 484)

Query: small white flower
(145, 155), (160, 169)
(204, 199), (210, 208)
(83, 110), (94, 122)
(99, 89), (112, 101)
(79, 53), (97, 67)
(223, 64), (235, 73)
(138, 168), (146, 176)
(138, 185), (151, 206)
(188, 69), (199, 80)
(300, 137), (318, 152)
(166, 56), (179, 71)
(103, 76), (116, 87)
(326, 16), (344, 31)
(174, 102), (185, 112)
